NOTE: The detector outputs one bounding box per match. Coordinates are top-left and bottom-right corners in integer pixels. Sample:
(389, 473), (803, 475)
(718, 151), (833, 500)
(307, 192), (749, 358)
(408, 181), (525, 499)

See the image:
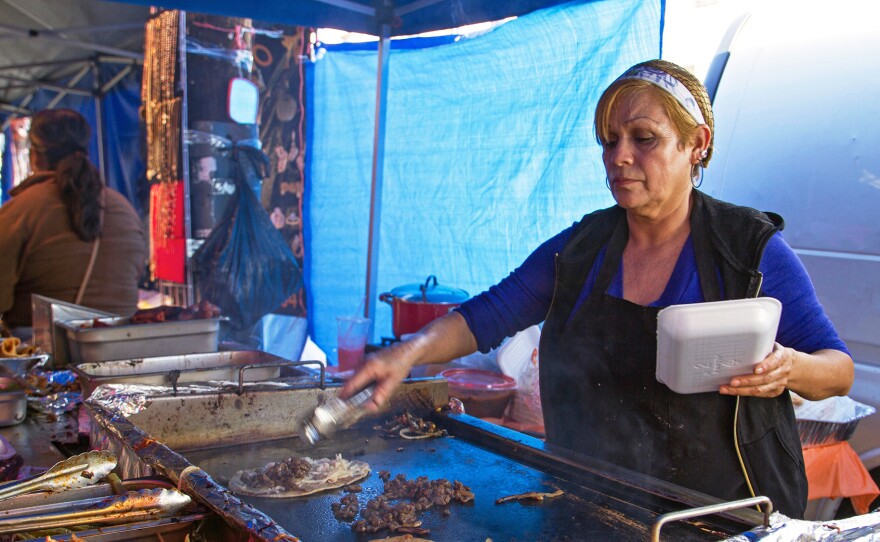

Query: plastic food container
(59, 317), (221, 364)
(656, 298), (782, 394)
(440, 368), (517, 418)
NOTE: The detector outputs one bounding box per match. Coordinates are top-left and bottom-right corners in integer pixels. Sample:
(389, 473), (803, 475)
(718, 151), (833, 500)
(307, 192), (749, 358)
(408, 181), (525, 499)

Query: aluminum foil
(26, 391), (81, 414)
(86, 384), (156, 417)
(88, 421), (153, 480)
(794, 396), (876, 424)
(724, 511), (880, 541)
(26, 369), (82, 414)
(86, 381), (297, 419)
(85, 382), (247, 418)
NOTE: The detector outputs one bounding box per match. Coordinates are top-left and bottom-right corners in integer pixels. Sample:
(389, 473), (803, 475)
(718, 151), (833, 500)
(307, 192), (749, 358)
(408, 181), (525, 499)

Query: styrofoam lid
(656, 297), (782, 394)
(440, 369), (517, 390)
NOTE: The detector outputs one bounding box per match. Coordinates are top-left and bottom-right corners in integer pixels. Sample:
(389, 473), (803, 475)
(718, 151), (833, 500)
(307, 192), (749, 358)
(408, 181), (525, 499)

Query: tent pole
(92, 61), (106, 184)
(364, 20), (391, 333)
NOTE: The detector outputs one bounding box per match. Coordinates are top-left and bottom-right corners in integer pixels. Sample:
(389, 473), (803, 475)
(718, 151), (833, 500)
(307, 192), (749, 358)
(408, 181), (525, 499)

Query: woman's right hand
(340, 340), (419, 411)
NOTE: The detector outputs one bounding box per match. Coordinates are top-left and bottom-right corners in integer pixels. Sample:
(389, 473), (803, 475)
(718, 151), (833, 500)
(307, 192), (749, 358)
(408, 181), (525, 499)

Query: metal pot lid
(389, 275), (469, 304)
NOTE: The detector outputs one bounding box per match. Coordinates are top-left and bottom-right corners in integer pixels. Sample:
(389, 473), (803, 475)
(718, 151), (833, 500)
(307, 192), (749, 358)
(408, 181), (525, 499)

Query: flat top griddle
(184, 414), (746, 541)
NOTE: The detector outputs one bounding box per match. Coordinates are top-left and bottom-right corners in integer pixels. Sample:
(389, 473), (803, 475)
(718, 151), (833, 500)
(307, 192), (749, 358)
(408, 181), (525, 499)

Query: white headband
(618, 65), (706, 125)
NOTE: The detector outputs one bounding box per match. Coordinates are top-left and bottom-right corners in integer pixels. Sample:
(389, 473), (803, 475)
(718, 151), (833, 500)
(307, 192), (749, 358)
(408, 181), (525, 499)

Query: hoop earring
(605, 176), (611, 190)
(691, 162), (704, 188)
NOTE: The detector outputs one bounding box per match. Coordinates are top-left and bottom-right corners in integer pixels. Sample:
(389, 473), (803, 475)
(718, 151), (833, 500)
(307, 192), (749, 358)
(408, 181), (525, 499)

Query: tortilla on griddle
(229, 453), (370, 498)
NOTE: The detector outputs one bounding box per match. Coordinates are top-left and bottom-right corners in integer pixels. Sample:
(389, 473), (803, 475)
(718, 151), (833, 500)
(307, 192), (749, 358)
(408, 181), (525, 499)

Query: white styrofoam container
(656, 297), (782, 394)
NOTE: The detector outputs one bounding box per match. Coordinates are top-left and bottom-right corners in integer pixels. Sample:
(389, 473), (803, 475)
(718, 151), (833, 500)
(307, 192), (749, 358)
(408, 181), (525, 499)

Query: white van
(702, 3), (880, 520)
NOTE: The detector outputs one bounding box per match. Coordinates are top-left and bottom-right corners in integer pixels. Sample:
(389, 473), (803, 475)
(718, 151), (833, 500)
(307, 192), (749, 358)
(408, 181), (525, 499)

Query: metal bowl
(0, 353), (50, 378)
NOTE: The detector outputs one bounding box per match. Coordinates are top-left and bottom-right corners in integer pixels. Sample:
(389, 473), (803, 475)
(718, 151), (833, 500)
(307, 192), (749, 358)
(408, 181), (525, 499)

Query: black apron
(539, 195), (808, 517)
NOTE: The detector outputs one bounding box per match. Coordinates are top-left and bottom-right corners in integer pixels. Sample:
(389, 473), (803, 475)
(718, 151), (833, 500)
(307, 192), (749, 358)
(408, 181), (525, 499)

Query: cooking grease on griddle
(298, 386), (375, 445)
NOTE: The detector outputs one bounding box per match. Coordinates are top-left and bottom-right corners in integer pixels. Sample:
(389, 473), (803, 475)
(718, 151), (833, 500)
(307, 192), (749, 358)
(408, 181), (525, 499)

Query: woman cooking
(342, 59), (853, 518)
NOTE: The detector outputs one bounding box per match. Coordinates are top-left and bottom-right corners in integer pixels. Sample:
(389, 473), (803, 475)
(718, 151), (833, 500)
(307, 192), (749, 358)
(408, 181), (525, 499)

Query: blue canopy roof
(104, 0), (576, 37)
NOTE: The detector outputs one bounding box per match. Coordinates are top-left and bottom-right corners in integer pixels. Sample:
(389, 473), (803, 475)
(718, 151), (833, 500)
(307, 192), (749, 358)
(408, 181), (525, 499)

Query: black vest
(538, 190), (808, 518)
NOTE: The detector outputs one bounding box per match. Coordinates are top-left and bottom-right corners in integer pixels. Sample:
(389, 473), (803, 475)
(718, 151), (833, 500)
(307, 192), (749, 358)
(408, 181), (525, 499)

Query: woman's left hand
(719, 342), (793, 398)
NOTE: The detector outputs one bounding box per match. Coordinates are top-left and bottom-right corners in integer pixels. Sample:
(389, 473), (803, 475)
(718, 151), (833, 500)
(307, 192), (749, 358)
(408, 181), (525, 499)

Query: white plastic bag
(498, 326), (543, 429)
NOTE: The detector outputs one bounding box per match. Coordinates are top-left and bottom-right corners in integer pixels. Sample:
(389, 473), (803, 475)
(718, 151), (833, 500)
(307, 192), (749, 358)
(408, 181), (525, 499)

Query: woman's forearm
(403, 311), (479, 368)
(786, 348), (854, 400)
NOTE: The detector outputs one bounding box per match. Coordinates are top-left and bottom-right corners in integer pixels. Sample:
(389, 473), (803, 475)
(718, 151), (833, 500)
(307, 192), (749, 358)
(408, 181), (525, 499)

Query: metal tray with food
(58, 317), (221, 364)
(73, 350), (295, 398)
(30, 294), (118, 368)
(0, 477), (208, 542)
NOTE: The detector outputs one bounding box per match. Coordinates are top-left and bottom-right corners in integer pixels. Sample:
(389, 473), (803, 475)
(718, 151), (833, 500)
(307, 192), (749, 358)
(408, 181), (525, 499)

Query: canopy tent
(0, 0), (147, 109)
(0, 0), (148, 207)
(100, 0), (576, 38)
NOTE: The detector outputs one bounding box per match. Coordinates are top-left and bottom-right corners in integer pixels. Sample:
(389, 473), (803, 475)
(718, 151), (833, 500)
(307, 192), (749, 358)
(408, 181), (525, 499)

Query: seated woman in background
(0, 108), (147, 332)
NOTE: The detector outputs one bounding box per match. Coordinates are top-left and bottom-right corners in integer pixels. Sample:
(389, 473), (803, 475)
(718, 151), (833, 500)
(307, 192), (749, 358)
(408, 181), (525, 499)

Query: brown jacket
(0, 173), (147, 328)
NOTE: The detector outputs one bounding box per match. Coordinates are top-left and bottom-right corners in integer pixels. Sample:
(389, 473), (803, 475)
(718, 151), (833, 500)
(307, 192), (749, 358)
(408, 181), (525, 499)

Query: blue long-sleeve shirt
(457, 225), (849, 357)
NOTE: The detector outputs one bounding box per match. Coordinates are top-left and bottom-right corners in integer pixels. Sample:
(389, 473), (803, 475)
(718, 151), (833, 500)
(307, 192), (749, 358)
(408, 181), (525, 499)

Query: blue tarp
(305, 0), (664, 359)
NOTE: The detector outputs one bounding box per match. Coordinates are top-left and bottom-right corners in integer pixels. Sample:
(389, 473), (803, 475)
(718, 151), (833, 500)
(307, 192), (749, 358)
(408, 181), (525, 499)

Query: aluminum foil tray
(797, 419), (862, 447)
(72, 350), (289, 398)
(794, 395), (876, 448)
(58, 317), (220, 364)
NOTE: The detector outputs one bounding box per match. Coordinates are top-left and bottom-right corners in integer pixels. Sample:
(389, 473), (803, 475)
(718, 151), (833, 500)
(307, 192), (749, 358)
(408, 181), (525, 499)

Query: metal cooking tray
(58, 317), (221, 364)
(86, 379), (762, 541)
(0, 478), (206, 542)
(73, 350), (291, 398)
(30, 294), (117, 368)
(186, 417), (759, 541)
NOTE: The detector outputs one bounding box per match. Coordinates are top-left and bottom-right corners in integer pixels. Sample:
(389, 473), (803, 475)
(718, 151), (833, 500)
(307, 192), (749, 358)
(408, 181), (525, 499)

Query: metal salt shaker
(298, 386), (375, 445)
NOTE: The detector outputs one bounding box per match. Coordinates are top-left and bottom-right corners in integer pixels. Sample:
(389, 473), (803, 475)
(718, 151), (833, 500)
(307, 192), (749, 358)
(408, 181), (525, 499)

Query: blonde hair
(594, 59), (715, 167)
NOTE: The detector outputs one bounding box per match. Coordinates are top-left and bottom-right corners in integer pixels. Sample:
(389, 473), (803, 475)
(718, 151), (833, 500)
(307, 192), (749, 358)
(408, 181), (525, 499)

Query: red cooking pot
(379, 276), (469, 338)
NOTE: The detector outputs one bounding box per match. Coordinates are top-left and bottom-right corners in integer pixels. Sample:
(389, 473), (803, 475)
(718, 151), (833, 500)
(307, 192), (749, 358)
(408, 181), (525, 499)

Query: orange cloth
(803, 441), (880, 515)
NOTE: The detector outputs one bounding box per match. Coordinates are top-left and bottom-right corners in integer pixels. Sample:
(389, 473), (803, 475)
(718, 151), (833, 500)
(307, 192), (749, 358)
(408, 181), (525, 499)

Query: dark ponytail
(29, 109), (104, 242)
(56, 152), (104, 241)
